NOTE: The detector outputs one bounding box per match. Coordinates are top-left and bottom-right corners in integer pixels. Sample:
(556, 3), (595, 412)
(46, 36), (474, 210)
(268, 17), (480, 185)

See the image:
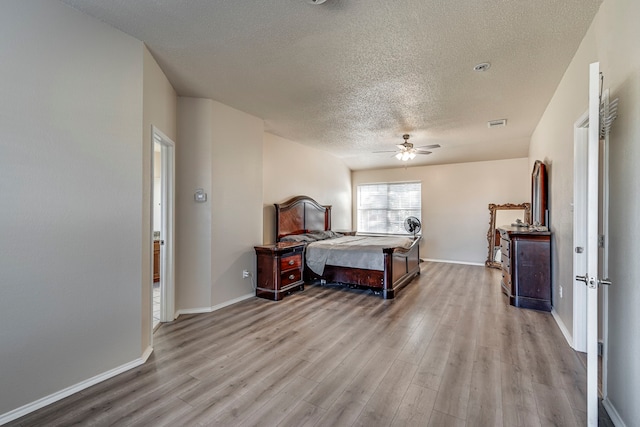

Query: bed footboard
(308, 237), (421, 299)
(381, 237), (421, 298)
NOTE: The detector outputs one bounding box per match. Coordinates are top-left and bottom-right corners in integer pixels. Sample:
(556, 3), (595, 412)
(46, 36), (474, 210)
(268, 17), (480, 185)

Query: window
(357, 181), (421, 235)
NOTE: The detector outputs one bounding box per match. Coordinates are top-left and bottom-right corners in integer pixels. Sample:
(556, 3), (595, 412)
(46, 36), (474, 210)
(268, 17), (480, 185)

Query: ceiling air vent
(487, 119), (507, 128)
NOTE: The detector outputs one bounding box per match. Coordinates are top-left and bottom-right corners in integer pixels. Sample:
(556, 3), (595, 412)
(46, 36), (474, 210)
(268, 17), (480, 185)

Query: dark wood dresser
(254, 242), (305, 301)
(498, 226), (551, 311)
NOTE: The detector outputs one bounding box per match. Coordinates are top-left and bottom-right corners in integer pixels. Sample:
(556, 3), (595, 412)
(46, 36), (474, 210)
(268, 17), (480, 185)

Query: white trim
(552, 308), (574, 348)
(422, 258), (485, 266)
(0, 347), (153, 425)
(573, 110), (589, 353)
(174, 293), (255, 318)
(151, 126), (176, 330)
(600, 89), (611, 400)
(602, 398), (626, 427)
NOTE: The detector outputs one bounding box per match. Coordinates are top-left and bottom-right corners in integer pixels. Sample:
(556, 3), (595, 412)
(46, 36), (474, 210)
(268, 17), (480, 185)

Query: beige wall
(210, 101), (264, 305)
(176, 98), (214, 311)
(530, 0), (640, 423)
(262, 133), (352, 243)
(142, 46), (177, 352)
(352, 158), (530, 264)
(176, 99), (264, 312)
(0, 0), (144, 417)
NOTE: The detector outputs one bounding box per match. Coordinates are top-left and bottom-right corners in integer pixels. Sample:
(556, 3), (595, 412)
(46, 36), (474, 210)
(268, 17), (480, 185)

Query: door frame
(573, 110), (589, 353)
(151, 126), (176, 327)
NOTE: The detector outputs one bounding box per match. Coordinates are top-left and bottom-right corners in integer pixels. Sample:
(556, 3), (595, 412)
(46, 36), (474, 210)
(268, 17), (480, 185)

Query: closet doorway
(152, 126), (175, 329)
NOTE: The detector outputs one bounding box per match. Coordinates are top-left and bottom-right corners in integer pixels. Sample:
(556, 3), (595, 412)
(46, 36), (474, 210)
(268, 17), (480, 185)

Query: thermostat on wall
(194, 188), (207, 202)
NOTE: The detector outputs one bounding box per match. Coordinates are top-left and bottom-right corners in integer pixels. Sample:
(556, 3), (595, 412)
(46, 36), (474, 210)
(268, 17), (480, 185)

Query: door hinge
(598, 234), (605, 248)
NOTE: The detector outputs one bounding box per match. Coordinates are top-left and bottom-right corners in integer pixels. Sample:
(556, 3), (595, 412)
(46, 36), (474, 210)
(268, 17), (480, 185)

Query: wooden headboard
(274, 195), (332, 241)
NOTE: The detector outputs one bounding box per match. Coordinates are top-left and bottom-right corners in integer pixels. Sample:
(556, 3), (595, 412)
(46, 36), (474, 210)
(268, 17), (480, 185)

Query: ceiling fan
(374, 134), (441, 161)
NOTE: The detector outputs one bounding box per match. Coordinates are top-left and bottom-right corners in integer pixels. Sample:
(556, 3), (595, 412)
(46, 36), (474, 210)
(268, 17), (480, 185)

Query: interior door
(582, 61), (601, 427)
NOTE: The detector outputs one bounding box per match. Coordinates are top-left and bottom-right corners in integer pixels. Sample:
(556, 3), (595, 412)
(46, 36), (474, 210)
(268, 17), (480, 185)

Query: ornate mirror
(485, 203), (531, 268)
(531, 160), (548, 226)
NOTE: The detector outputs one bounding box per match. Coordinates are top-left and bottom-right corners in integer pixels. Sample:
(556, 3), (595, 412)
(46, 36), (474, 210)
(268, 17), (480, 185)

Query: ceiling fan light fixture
(395, 152), (403, 160)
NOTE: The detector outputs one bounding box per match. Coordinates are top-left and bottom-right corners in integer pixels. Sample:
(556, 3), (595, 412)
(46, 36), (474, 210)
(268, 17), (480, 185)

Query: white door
(574, 62), (602, 427)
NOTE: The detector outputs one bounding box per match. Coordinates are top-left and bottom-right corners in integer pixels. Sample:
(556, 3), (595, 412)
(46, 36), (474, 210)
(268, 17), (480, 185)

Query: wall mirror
(485, 203), (531, 268)
(531, 160), (548, 226)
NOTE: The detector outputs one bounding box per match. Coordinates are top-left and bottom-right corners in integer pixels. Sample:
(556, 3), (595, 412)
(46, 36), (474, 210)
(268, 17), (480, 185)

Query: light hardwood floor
(9, 262), (597, 426)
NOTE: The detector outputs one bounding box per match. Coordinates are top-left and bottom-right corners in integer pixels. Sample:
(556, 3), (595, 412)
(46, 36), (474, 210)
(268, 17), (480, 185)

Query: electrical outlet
(559, 286), (563, 298)
(242, 270), (250, 279)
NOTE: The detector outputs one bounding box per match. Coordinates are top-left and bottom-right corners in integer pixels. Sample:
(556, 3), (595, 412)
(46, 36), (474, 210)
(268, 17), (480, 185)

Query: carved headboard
(274, 195), (332, 241)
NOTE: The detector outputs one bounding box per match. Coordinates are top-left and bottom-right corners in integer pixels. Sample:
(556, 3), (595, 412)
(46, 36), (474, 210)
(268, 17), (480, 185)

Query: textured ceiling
(61, 0), (601, 170)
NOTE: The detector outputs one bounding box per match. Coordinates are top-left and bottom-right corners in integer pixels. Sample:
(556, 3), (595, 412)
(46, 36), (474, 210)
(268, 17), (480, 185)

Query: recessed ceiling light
(306, 0), (327, 4)
(473, 62), (491, 72)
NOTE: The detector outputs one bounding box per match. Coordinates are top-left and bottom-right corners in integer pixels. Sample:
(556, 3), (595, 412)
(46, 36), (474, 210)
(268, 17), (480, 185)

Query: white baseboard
(422, 258), (485, 267)
(175, 293), (254, 318)
(603, 398), (626, 427)
(551, 308), (574, 348)
(0, 346), (153, 426)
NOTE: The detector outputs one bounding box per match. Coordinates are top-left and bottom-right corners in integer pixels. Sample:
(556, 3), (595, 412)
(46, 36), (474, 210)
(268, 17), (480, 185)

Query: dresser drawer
(280, 253), (302, 271)
(500, 239), (510, 256)
(281, 268), (302, 286)
(501, 252), (511, 272)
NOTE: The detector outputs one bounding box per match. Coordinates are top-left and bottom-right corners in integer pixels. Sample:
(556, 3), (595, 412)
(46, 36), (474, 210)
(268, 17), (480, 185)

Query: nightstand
(254, 242), (305, 301)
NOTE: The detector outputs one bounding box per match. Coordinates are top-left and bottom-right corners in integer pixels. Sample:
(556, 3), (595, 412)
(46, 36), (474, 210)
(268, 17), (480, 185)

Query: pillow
(280, 230), (343, 242)
(280, 234), (313, 242)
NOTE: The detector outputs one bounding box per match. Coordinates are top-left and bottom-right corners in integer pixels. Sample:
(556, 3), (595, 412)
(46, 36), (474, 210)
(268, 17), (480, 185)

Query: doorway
(151, 126), (175, 330)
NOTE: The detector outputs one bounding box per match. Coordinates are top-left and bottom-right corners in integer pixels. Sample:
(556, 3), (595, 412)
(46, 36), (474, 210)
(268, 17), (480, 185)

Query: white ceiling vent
(487, 119), (507, 128)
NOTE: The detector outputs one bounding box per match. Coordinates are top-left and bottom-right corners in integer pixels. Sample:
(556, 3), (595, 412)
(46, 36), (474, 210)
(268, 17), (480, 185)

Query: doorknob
(576, 275), (597, 289)
(598, 278), (612, 286)
(576, 275), (612, 287)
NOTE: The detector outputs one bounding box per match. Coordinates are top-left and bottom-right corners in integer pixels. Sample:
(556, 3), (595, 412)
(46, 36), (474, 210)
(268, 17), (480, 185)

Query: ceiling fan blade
(414, 150), (432, 155)
(416, 144), (441, 149)
(372, 150), (398, 153)
(396, 144), (407, 150)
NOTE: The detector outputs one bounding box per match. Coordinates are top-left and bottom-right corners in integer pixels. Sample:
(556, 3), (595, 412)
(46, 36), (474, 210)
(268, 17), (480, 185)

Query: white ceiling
(61, 0), (601, 170)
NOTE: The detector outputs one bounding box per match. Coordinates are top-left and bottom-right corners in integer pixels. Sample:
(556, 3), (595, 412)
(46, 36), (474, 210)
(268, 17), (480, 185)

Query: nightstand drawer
(280, 254), (302, 270)
(281, 268), (302, 286)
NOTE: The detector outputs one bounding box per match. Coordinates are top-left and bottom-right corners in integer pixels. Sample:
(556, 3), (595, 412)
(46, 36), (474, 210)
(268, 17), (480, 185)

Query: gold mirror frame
(485, 203), (531, 269)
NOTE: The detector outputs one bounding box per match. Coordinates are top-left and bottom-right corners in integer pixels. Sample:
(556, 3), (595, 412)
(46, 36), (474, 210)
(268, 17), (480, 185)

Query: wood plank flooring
(8, 262), (595, 426)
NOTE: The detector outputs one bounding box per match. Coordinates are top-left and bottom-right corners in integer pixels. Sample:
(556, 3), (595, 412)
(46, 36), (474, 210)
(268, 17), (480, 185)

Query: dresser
(254, 242), (305, 301)
(498, 226), (551, 311)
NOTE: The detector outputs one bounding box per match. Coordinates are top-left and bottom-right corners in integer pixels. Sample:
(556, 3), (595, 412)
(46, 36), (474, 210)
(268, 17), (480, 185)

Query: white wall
(262, 133), (352, 243)
(530, 0), (640, 423)
(0, 0), (144, 417)
(352, 158), (530, 264)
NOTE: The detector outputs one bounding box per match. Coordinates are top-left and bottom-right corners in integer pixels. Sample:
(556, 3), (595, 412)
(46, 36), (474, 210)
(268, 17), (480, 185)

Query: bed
(274, 195), (421, 299)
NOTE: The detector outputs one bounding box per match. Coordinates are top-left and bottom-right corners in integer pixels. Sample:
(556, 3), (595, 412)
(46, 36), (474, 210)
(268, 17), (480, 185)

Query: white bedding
(305, 235), (414, 276)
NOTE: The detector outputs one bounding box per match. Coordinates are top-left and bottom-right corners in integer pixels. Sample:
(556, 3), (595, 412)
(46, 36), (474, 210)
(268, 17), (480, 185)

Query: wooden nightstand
(254, 242), (305, 301)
